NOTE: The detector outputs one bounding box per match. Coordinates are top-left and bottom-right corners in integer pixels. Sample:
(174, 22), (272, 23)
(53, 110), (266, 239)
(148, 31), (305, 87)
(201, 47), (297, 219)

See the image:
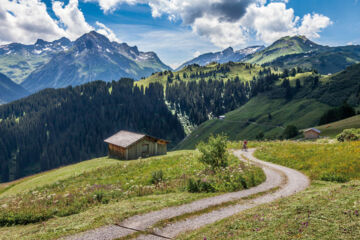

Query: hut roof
(104, 130), (168, 148)
(304, 128), (321, 134)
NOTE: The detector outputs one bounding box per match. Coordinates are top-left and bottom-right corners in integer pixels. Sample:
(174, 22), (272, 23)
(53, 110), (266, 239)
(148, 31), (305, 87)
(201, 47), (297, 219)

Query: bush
(187, 178), (215, 193)
(150, 170), (164, 184)
(197, 134), (229, 171)
(337, 128), (360, 142)
(282, 125), (299, 139)
(320, 173), (349, 183)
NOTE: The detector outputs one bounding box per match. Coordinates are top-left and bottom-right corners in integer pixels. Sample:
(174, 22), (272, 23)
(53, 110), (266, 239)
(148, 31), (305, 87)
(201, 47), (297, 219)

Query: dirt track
(64, 149), (310, 240)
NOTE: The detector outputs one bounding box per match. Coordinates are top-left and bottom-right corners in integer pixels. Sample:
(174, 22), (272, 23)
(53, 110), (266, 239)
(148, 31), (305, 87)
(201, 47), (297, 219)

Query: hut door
(142, 144), (149, 157)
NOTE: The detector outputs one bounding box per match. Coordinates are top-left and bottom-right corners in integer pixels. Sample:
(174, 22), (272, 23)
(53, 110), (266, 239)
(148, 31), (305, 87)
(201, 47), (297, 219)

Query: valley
(0, 30), (359, 240)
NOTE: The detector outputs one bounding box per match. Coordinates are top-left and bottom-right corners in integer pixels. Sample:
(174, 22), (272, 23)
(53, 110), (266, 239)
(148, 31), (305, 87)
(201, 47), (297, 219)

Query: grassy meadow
(254, 141), (360, 182)
(0, 150), (264, 239)
(0, 157), (122, 197)
(179, 140), (360, 239)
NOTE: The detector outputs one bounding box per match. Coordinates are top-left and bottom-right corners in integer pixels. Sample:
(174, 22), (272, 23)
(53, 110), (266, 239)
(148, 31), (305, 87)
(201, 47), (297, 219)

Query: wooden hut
(104, 130), (169, 160)
(303, 128), (321, 139)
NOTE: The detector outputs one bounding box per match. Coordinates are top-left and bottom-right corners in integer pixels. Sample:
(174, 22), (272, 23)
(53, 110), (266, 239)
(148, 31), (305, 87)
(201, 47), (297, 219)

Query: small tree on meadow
(197, 134), (229, 171)
(282, 125), (299, 139)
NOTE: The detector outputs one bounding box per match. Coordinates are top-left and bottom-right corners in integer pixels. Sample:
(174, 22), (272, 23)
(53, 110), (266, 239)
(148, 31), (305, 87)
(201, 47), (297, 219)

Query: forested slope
(0, 79), (184, 182)
(176, 64), (360, 149)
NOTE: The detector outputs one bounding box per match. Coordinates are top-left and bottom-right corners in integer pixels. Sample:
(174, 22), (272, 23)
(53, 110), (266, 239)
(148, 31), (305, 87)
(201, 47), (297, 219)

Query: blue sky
(1, 0), (360, 68)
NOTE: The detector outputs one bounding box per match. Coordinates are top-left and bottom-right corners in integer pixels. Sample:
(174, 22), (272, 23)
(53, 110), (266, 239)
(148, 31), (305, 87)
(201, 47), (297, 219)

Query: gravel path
(64, 149), (309, 240)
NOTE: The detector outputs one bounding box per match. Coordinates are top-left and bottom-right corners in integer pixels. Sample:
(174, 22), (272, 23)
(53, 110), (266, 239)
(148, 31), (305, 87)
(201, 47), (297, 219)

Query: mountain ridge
(20, 31), (171, 93)
(0, 37), (73, 84)
(176, 45), (264, 71)
(245, 35), (360, 74)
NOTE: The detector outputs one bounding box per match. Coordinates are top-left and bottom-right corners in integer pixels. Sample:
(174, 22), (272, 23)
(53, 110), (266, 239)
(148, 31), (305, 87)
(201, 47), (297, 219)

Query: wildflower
(355, 210), (359, 216)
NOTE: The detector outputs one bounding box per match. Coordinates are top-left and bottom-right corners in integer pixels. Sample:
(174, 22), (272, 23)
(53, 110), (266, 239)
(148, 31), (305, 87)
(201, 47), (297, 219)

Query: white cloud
(0, 0), (67, 44)
(192, 15), (248, 48)
(241, 3), (299, 43)
(89, 0), (332, 47)
(193, 51), (201, 58)
(242, 3), (331, 44)
(297, 13), (332, 39)
(52, 0), (93, 40)
(95, 21), (120, 42)
(0, 0), (119, 45)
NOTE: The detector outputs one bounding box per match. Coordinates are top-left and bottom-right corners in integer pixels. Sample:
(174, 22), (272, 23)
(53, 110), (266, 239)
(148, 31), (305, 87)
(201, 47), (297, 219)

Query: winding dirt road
(64, 149), (310, 240)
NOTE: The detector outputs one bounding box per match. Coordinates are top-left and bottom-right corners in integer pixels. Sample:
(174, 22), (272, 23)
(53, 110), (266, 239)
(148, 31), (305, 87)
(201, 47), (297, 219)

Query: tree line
(165, 72), (281, 125)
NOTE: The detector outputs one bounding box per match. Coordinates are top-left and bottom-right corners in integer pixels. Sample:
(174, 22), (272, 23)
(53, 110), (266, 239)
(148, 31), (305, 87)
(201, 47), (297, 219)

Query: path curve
(65, 149), (309, 240)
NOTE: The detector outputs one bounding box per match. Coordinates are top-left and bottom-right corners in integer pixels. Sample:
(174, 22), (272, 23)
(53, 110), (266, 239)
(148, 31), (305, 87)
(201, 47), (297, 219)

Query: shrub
(337, 128), (360, 142)
(320, 173), (349, 183)
(150, 170), (164, 184)
(187, 178), (215, 193)
(282, 125), (299, 139)
(197, 134), (229, 171)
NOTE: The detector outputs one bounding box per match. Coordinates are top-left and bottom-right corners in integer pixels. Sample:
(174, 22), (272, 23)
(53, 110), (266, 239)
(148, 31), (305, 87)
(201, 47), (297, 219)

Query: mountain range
(175, 35), (360, 75)
(0, 31), (171, 93)
(1, 34), (360, 102)
(176, 45), (264, 70)
(0, 37), (72, 84)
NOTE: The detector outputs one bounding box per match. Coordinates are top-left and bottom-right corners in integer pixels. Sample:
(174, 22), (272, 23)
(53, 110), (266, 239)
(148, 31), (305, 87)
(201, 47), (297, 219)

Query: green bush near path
(187, 135), (266, 193)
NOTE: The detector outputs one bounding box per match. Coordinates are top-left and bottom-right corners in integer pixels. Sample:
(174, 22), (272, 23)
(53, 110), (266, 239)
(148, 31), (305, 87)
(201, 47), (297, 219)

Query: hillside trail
(64, 149), (310, 240)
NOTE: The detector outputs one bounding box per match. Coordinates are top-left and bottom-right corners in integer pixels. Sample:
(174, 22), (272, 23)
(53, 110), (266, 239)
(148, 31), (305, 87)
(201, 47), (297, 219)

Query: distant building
(219, 115), (226, 120)
(104, 130), (169, 160)
(303, 128), (321, 139)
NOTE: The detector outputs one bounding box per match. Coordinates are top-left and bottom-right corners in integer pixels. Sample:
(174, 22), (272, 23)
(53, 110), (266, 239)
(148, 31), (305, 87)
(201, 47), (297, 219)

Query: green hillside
(176, 95), (330, 149)
(0, 157), (121, 198)
(316, 115), (360, 138)
(0, 150), (264, 239)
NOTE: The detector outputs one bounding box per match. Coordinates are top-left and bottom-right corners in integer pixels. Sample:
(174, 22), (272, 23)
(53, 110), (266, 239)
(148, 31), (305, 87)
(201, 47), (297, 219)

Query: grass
(316, 115), (360, 138)
(176, 95), (330, 149)
(0, 157), (121, 198)
(178, 141), (360, 240)
(0, 150), (265, 239)
(254, 141), (360, 182)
